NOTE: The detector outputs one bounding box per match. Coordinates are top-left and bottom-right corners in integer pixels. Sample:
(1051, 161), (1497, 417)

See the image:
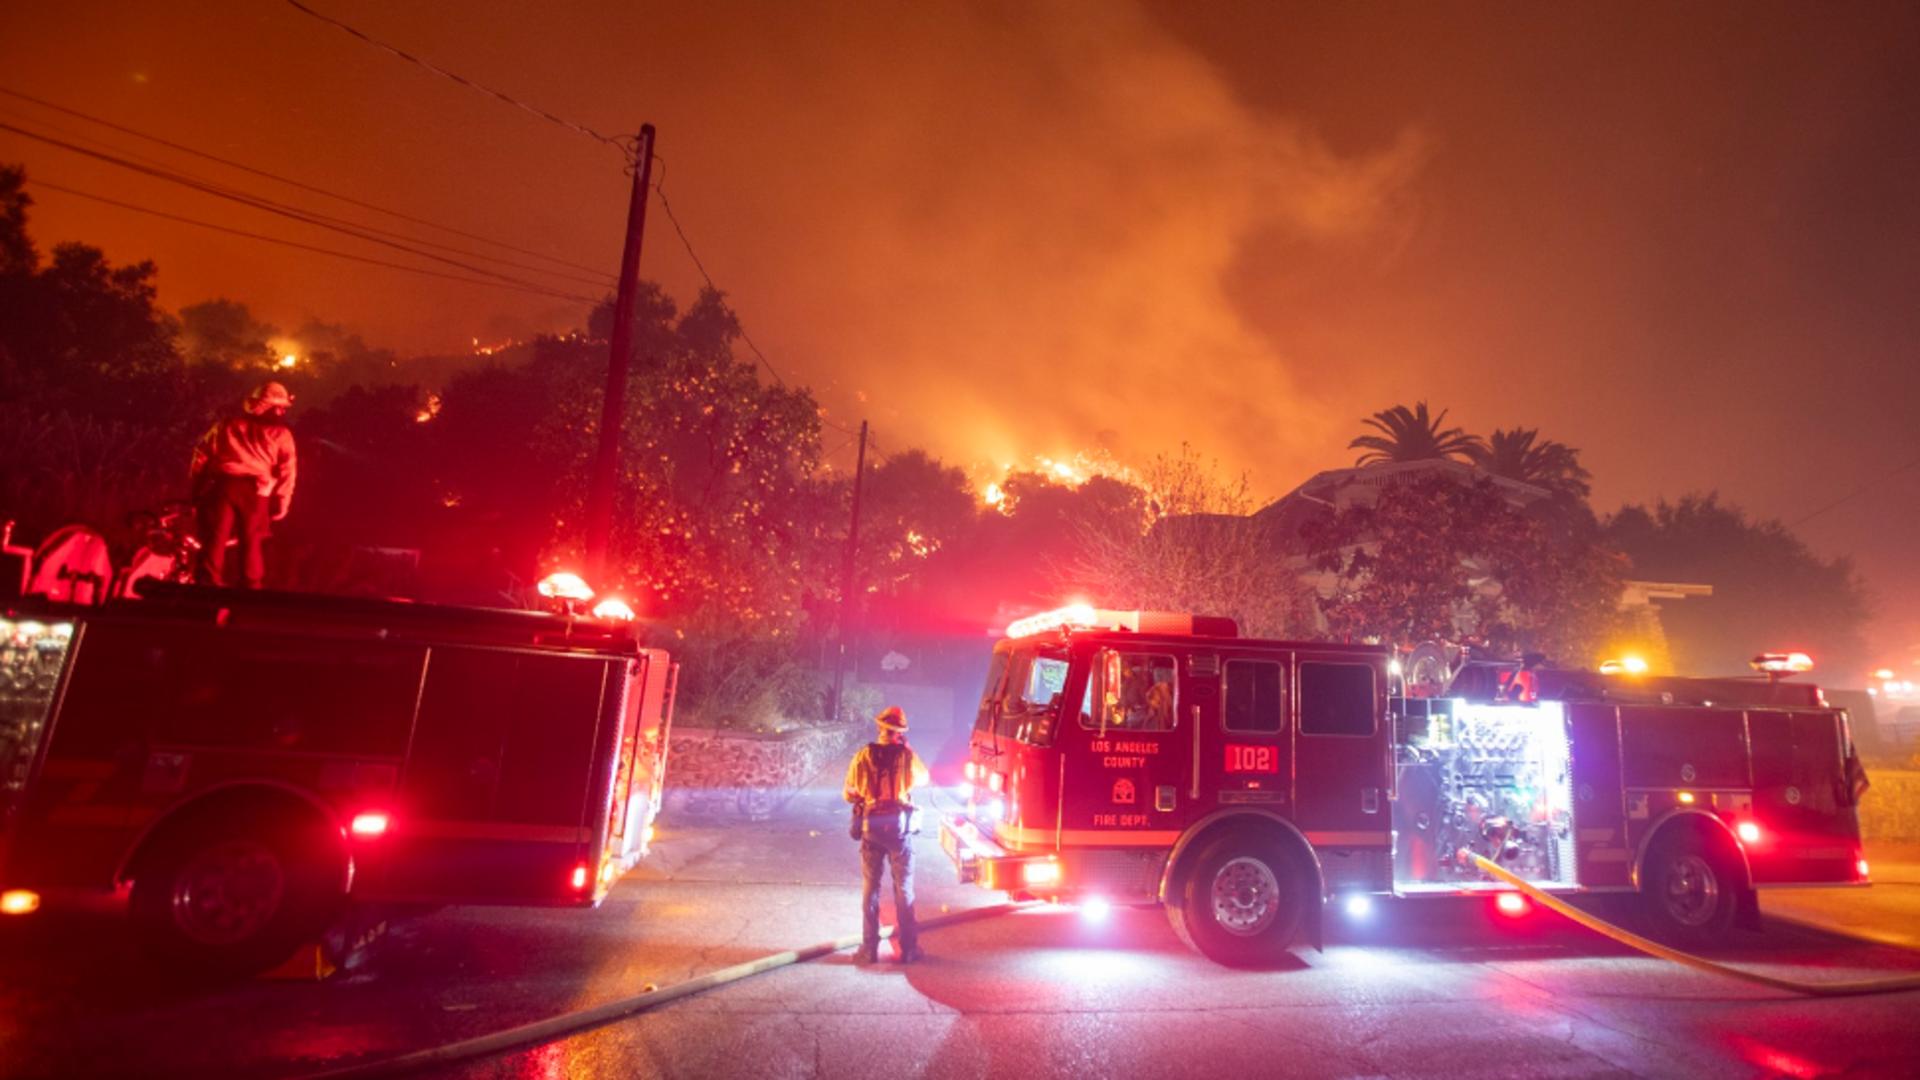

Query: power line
(0, 119), (596, 301)
(30, 179), (593, 303)
(650, 158), (785, 387)
(1791, 449), (1920, 529)
(0, 85), (614, 280)
(279, 0), (633, 159)
(262, 6), (799, 393)
(0, 115), (611, 291)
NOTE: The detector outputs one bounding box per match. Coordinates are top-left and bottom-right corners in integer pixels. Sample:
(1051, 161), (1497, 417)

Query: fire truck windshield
(982, 644), (1070, 746)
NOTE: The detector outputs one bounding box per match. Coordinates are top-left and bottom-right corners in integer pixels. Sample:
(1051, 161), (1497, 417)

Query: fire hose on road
(300, 901), (1027, 1079)
(296, 852), (1917, 1077)
(1468, 853), (1920, 997)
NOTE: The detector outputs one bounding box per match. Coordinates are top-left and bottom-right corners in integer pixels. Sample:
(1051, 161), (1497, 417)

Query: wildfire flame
(976, 450), (1136, 513)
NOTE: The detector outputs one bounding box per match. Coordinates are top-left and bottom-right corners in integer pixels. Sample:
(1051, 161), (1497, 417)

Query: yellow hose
(1468, 853), (1920, 997)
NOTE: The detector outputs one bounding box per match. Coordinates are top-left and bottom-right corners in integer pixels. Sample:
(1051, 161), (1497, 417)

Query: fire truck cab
(1, 583), (675, 976)
(942, 607), (1868, 967)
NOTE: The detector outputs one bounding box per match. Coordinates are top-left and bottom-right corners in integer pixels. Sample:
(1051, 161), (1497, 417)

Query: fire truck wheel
(1637, 829), (1741, 945)
(128, 807), (347, 978)
(1173, 831), (1306, 967)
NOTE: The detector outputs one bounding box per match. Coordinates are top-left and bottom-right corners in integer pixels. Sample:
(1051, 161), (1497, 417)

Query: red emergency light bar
(1005, 605), (1238, 639)
(1751, 651), (1814, 674)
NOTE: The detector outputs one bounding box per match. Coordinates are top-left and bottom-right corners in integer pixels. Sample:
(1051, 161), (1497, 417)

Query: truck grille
(1, 620), (73, 830)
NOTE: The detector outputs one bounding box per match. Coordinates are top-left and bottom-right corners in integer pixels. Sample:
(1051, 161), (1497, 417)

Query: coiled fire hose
(1468, 853), (1920, 997)
(301, 901), (1025, 1079)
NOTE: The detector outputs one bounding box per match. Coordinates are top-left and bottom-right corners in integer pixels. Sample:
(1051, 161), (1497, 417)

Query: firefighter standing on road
(189, 380), (297, 589)
(844, 705), (930, 963)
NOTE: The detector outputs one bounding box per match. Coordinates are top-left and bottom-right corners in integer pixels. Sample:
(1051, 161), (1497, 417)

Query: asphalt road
(3, 781), (1919, 1080)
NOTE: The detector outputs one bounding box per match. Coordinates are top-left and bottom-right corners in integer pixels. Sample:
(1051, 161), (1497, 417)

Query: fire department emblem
(1112, 778), (1136, 805)
(1784, 785), (1802, 806)
(1680, 763), (1697, 783)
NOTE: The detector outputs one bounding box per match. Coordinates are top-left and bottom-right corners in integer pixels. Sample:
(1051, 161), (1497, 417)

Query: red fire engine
(942, 606), (1869, 967)
(0, 582), (675, 975)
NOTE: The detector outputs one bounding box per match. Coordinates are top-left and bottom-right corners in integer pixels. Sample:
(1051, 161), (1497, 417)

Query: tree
(0, 165), (35, 274)
(1605, 494), (1870, 677)
(853, 448), (979, 598)
(1303, 474), (1631, 663)
(1349, 401), (1482, 466)
(520, 286), (828, 630)
(1467, 427), (1592, 500)
(1070, 445), (1313, 638)
(179, 298), (277, 371)
(0, 165), (202, 542)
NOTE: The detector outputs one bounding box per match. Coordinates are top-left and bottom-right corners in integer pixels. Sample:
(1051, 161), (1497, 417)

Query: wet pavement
(3, 781), (1918, 1079)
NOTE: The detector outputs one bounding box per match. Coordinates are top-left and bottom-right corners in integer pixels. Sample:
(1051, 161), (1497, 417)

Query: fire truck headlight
(1081, 896), (1111, 923)
(1343, 894), (1374, 920)
(982, 796), (1005, 822)
(570, 863), (590, 890)
(956, 780), (973, 801)
(349, 811), (391, 838)
(1, 890), (39, 916)
(1022, 860), (1060, 887)
(1735, 820), (1762, 846)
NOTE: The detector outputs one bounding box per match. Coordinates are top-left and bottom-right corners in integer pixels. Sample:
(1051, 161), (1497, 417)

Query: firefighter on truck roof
(844, 705), (930, 963)
(189, 380), (298, 589)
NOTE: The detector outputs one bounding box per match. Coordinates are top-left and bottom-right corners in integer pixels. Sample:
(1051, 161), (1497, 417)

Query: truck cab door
(1291, 654), (1391, 853)
(1057, 648), (1186, 845)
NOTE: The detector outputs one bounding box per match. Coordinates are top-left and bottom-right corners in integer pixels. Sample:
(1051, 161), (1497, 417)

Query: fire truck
(0, 582), (675, 976)
(941, 606), (1869, 967)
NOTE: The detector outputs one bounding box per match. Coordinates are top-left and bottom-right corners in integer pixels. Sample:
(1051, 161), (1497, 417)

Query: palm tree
(1349, 402), (1482, 466)
(1466, 427), (1592, 499)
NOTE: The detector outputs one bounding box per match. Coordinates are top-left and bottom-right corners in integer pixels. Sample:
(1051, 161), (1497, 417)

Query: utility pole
(584, 123), (656, 582)
(830, 420), (869, 722)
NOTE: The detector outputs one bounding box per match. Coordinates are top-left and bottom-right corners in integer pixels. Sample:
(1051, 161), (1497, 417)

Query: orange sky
(4, 1), (1919, 663)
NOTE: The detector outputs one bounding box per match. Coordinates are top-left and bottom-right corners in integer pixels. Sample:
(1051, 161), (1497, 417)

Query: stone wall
(1859, 769), (1920, 843)
(662, 722), (866, 819)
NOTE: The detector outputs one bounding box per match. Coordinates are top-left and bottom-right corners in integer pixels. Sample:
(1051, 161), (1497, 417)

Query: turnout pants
(860, 833), (918, 953)
(197, 475), (269, 589)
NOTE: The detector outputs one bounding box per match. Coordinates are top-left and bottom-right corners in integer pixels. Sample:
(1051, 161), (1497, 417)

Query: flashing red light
(570, 863), (590, 890)
(1857, 858), (1871, 880)
(1751, 651), (1814, 674)
(1494, 892), (1530, 918)
(349, 811), (391, 838)
(1, 890), (39, 916)
(591, 597), (636, 621)
(1006, 603), (1098, 639)
(538, 571), (594, 602)
(1735, 820), (1763, 846)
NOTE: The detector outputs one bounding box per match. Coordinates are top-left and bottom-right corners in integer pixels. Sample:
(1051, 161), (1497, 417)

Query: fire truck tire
(1636, 828), (1742, 946)
(1171, 830), (1306, 967)
(129, 806), (348, 979)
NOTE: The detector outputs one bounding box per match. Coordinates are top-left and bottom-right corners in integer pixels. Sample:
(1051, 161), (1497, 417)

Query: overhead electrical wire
(0, 119), (598, 300)
(269, 3), (803, 396)
(0, 84), (613, 280)
(649, 159), (785, 388)
(278, 0), (635, 159)
(1790, 449), (1920, 529)
(0, 107), (613, 291)
(28, 179), (596, 303)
